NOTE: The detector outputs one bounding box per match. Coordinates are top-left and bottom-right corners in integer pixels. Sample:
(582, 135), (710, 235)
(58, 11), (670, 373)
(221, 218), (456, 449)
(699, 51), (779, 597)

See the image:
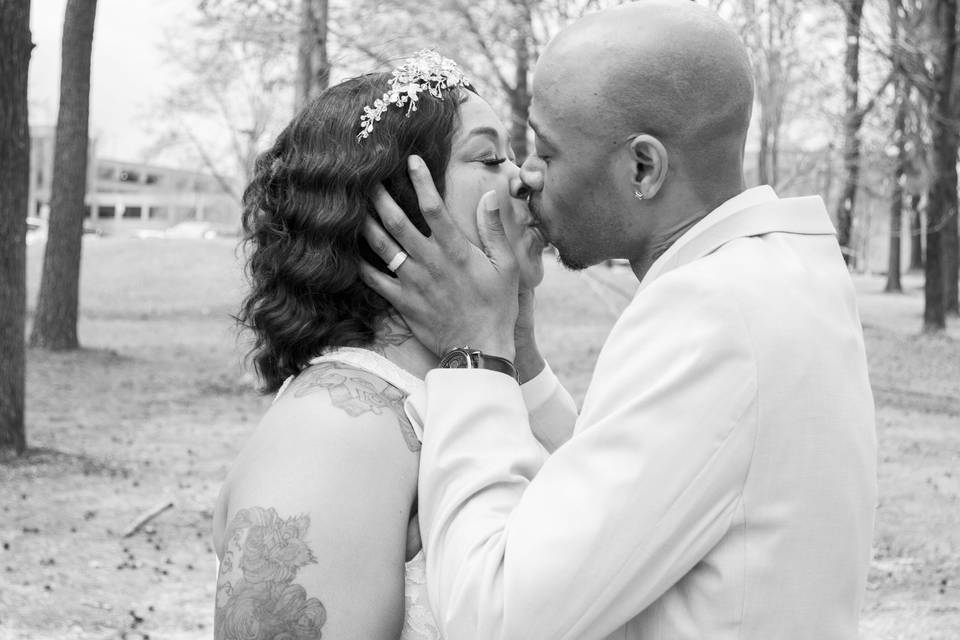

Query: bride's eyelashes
(480, 156), (508, 167)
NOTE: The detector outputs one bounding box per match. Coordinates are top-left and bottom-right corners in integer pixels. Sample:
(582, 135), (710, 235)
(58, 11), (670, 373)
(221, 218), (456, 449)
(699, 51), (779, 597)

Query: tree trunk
(947, 0), (960, 317)
(508, 6), (532, 162)
(885, 79), (906, 294)
(943, 154), (959, 314)
(944, 196), (959, 316)
(294, 0), (330, 113)
(924, 0), (957, 332)
(29, 0), (97, 350)
(885, 0), (904, 294)
(0, 0), (32, 455)
(835, 0), (865, 267)
(758, 112), (771, 185)
(909, 195), (924, 269)
(770, 105), (781, 186)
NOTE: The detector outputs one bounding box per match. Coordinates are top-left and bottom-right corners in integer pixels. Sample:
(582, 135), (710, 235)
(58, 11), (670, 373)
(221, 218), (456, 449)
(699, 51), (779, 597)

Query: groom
(363, 1), (877, 638)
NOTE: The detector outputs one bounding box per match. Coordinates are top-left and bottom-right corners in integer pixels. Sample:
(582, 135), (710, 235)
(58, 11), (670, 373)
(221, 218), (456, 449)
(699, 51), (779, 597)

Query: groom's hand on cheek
(359, 155), (521, 362)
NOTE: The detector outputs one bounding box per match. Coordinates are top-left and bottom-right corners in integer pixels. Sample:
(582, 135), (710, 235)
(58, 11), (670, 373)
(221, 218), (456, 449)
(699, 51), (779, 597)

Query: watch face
(440, 349), (472, 369)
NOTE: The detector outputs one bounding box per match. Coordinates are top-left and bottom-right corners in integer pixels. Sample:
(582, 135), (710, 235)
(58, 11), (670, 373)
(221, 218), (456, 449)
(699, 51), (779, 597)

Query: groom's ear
(628, 134), (668, 199)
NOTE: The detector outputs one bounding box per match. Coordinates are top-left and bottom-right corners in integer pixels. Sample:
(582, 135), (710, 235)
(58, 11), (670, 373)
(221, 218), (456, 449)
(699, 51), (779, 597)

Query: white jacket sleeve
(521, 361), (578, 453)
(416, 277), (759, 640)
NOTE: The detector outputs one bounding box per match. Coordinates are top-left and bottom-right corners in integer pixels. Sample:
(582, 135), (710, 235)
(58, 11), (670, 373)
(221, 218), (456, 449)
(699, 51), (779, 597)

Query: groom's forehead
(533, 50), (610, 113)
(529, 77), (609, 142)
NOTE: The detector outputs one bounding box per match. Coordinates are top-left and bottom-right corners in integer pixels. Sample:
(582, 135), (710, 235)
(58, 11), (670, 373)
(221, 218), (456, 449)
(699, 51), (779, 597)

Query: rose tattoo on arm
(215, 507), (327, 640)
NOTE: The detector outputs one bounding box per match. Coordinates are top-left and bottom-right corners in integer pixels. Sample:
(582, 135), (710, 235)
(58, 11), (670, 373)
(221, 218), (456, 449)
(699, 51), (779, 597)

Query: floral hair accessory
(357, 49), (471, 143)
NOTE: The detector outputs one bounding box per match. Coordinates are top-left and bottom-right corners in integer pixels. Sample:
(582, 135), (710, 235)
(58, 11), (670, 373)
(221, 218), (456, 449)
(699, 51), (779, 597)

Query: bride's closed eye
(481, 156), (508, 167)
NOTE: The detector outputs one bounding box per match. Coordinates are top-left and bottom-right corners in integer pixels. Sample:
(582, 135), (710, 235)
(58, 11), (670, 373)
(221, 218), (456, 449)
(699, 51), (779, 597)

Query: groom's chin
(553, 246), (591, 272)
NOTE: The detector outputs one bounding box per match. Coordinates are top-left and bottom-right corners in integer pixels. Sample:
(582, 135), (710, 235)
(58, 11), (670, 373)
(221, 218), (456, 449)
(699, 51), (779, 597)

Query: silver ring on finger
(386, 250), (408, 273)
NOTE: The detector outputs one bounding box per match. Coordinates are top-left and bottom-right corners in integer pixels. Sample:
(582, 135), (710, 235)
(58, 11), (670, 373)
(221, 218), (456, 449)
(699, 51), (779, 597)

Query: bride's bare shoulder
(213, 360), (419, 558)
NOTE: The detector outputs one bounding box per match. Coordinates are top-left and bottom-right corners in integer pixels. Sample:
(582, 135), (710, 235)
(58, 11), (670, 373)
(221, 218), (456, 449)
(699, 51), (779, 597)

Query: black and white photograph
(0, 0), (957, 638)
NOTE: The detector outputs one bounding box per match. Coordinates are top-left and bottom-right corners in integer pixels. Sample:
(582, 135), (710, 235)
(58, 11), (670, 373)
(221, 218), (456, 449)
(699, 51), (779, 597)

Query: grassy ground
(0, 238), (957, 639)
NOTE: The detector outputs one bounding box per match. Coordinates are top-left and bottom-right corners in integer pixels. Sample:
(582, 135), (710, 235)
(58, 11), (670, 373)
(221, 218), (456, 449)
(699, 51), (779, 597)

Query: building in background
(28, 125), (240, 234)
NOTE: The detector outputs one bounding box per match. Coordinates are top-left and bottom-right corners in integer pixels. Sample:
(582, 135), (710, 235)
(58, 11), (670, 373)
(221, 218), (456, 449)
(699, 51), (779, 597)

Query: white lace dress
(299, 347), (441, 640)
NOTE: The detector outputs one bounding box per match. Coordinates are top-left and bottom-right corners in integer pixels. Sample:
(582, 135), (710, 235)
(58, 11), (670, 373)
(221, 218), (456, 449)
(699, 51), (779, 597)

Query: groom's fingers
(370, 183), (425, 254)
(362, 215), (405, 267)
(407, 155), (470, 261)
(359, 260), (404, 305)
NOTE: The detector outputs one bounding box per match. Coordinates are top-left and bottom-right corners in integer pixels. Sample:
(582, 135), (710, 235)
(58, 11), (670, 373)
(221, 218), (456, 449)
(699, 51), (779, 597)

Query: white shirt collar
(638, 186), (779, 288)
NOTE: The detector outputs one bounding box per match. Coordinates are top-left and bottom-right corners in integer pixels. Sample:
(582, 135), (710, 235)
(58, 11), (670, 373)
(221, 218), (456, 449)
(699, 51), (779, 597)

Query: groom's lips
(526, 221), (548, 246)
(525, 195), (549, 244)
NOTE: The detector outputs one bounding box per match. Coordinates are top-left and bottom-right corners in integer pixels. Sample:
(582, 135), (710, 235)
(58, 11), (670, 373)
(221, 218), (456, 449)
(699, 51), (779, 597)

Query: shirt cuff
(520, 360), (561, 412)
(405, 365), (558, 445)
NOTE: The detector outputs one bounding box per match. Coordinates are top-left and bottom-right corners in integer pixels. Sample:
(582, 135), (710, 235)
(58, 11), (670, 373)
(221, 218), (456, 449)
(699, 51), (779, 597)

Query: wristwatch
(438, 346), (519, 382)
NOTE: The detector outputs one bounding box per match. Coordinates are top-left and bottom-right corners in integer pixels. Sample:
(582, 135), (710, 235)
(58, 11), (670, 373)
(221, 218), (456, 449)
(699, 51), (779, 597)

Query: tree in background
(836, 0), (866, 264)
(197, 0), (330, 115)
(908, 191), (924, 269)
(884, 0), (906, 293)
(923, 0), (957, 331)
(0, 0), (33, 455)
(448, 0), (535, 159)
(296, 0), (330, 109)
(745, 0), (802, 188)
(902, 88), (927, 272)
(150, 10), (294, 197)
(168, 0), (957, 317)
(833, 0), (897, 267)
(341, 0), (626, 161)
(719, 0), (841, 195)
(181, 0), (624, 169)
(29, 0), (98, 350)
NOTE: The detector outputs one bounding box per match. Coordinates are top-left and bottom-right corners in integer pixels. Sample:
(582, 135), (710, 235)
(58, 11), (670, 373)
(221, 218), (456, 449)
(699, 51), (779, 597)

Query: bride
(212, 51), (577, 639)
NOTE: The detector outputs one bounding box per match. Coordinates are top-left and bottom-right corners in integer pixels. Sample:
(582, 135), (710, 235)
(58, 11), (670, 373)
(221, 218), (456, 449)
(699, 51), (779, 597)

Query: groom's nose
(517, 159), (544, 194)
(509, 175), (530, 200)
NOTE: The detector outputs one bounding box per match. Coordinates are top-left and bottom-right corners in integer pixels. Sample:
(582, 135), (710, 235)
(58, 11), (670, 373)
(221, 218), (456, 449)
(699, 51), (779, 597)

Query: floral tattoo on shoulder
(215, 506), (326, 639)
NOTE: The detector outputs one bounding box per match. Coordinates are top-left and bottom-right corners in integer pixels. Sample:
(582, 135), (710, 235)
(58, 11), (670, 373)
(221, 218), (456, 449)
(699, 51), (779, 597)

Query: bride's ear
(628, 134), (668, 200)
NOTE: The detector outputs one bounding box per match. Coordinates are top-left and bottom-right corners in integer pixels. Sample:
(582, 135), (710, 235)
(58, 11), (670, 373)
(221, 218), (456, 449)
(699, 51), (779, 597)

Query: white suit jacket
(408, 187), (878, 640)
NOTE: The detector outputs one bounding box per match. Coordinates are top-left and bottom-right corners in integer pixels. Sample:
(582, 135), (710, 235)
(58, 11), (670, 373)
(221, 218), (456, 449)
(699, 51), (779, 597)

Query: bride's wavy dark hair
(239, 71), (471, 392)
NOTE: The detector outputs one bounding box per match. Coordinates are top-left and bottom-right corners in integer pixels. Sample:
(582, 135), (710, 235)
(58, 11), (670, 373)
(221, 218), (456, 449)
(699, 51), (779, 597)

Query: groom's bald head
(519, 0), (755, 271)
(533, 0), (754, 198)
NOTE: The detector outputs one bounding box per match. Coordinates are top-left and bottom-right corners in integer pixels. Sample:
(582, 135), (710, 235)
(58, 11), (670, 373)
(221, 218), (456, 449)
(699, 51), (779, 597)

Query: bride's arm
(516, 289), (578, 453)
(213, 364), (419, 640)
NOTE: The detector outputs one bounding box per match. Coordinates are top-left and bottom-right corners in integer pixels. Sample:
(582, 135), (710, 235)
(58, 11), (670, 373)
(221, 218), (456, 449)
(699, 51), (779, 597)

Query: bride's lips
(513, 197), (549, 247)
(527, 223), (548, 247)
(515, 210), (547, 245)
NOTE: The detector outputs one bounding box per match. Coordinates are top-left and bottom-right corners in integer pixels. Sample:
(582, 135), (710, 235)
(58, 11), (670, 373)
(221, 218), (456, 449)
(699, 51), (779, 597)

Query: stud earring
(634, 190), (645, 201)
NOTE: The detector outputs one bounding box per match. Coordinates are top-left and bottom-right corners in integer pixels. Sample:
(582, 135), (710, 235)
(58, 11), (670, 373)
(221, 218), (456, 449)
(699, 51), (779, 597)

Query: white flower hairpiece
(357, 49), (471, 143)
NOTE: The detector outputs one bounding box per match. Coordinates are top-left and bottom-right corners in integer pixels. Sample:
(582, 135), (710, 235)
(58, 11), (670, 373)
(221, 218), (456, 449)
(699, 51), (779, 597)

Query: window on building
(148, 206), (166, 219)
(99, 206), (116, 219)
(175, 206), (197, 221)
(119, 170), (140, 183)
(97, 166), (116, 181)
(123, 206), (142, 219)
(145, 174), (160, 185)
